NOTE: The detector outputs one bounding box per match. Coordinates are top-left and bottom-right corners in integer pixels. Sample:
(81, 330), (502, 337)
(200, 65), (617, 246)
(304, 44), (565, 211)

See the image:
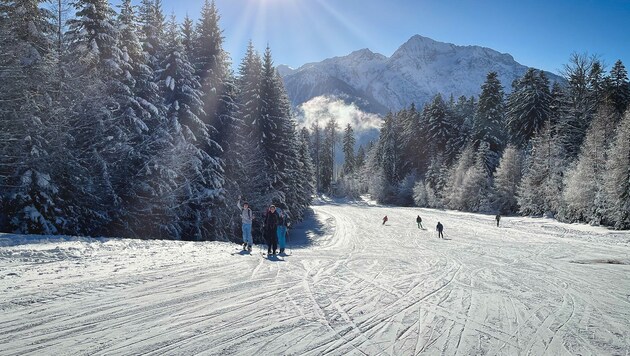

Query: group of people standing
(237, 197), (289, 255)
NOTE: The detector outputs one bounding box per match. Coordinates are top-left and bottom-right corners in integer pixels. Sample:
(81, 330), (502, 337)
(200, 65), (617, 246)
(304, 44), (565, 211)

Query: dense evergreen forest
(322, 60), (630, 229)
(1, 0), (629, 242)
(0, 0), (314, 240)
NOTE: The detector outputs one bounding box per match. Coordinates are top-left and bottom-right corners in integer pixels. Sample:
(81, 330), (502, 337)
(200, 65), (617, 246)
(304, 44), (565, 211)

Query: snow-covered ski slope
(1, 200), (630, 355)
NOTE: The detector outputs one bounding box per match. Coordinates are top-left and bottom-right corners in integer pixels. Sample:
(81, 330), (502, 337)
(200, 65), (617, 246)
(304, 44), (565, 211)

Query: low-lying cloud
(296, 96), (383, 132)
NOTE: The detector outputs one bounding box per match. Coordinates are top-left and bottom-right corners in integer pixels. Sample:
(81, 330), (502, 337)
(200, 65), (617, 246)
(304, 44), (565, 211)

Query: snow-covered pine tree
(397, 104), (423, 173)
(355, 145), (366, 169)
(446, 96), (475, 162)
(442, 145), (476, 210)
(506, 68), (552, 148)
(342, 124), (356, 175)
(310, 120), (323, 192)
(473, 71), (506, 173)
(112, 0), (182, 239)
(271, 69), (307, 220)
(378, 113), (404, 192)
(298, 127), (316, 205)
(604, 110), (630, 229)
(560, 53), (601, 159)
(0, 0), (65, 234)
(424, 153), (447, 208)
(517, 121), (565, 217)
(181, 14), (195, 56)
(459, 143), (492, 212)
(138, 0), (163, 59)
(158, 14), (224, 240)
(492, 145), (523, 214)
(605, 60), (630, 118)
(320, 117), (339, 193)
(236, 42), (268, 217)
(64, 0), (144, 235)
(192, 0), (240, 238)
(561, 104), (617, 225)
(425, 94), (455, 158)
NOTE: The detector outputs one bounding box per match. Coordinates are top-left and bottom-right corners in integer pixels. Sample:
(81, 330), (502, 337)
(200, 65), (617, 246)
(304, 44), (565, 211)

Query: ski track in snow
(1, 202), (630, 355)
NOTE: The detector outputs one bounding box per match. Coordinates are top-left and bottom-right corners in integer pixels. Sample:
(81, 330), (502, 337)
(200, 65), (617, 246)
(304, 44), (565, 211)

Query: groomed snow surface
(1, 200), (630, 355)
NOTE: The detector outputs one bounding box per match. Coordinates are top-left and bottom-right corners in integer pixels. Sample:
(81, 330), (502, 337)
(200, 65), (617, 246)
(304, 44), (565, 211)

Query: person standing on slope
(382, 215), (388, 225)
(276, 208), (289, 255)
(416, 215), (423, 229)
(495, 214), (501, 227)
(237, 196), (253, 252)
(263, 205), (280, 255)
(436, 221), (444, 239)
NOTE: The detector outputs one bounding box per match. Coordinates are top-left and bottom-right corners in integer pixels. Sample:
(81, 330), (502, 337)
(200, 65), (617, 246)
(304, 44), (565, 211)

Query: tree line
(309, 57), (630, 229)
(0, 0), (315, 240)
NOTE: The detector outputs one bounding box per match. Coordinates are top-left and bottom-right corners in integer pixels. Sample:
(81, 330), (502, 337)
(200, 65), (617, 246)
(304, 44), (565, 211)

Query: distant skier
(263, 205), (279, 255)
(382, 215), (388, 225)
(277, 208), (289, 255)
(495, 214), (501, 227)
(436, 221), (444, 239)
(237, 196), (253, 252)
(416, 215), (423, 229)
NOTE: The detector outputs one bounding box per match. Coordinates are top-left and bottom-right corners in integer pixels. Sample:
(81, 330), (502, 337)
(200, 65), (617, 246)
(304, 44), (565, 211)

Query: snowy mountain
(281, 35), (563, 113)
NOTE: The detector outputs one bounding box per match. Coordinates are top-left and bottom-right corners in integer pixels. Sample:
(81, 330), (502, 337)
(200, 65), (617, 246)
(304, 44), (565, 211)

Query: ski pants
(265, 230), (277, 253)
(438, 231), (444, 239)
(417, 222), (423, 229)
(277, 226), (287, 249)
(242, 223), (253, 245)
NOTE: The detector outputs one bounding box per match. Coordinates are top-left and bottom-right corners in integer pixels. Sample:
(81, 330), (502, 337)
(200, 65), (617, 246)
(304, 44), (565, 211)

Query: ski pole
(286, 228), (291, 256)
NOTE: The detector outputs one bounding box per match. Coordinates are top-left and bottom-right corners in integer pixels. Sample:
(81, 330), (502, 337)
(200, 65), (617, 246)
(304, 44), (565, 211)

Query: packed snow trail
(1, 201), (630, 355)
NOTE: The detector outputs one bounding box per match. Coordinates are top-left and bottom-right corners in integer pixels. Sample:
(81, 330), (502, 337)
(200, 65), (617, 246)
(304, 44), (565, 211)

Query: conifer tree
(310, 120), (323, 192)
(492, 145), (523, 214)
(342, 124), (356, 175)
(517, 122), (565, 217)
(425, 94), (455, 156)
(506, 69), (552, 147)
(192, 0), (240, 234)
(321, 118), (339, 193)
(561, 53), (601, 159)
(0, 0), (64, 234)
(473, 71), (505, 172)
(604, 110), (630, 229)
(561, 105), (617, 225)
(605, 60), (630, 118)
(159, 14), (224, 240)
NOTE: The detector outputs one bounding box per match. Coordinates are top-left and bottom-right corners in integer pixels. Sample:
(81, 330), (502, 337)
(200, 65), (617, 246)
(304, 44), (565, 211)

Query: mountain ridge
(280, 35), (562, 114)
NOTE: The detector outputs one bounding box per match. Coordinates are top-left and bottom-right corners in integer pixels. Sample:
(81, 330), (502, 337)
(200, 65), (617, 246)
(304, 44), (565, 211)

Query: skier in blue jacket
(276, 208), (289, 255)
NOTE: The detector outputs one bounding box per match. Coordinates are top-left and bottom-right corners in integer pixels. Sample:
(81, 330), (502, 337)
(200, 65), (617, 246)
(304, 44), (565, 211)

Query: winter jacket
(263, 211), (279, 234)
(416, 216), (422, 223)
(436, 222), (443, 232)
(237, 200), (253, 224)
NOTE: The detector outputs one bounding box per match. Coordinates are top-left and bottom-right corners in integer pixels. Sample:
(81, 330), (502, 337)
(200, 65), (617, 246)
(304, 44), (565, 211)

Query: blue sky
(136, 0), (630, 74)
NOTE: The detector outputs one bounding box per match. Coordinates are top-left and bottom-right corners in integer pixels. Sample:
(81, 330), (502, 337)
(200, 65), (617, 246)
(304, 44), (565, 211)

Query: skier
(382, 215), (388, 225)
(495, 214), (501, 227)
(277, 209), (289, 255)
(416, 215), (423, 229)
(436, 221), (444, 239)
(263, 205), (279, 255)
(237, 196), (253, 252)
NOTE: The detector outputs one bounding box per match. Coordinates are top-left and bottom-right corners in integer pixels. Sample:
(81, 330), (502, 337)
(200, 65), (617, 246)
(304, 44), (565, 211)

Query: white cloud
(296, 96), (382, 132)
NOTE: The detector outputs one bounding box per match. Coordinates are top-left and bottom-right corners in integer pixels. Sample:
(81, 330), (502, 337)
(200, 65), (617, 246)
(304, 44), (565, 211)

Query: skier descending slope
(496, 214), (501, 227)
(382, 215), (388, 225)
(237, 196), (254, 252)
(436, 221), (444, 239)
(416, 215), (423, 229)
(263, 205), (280, 255)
